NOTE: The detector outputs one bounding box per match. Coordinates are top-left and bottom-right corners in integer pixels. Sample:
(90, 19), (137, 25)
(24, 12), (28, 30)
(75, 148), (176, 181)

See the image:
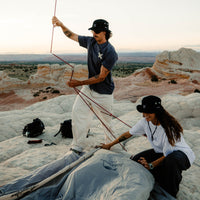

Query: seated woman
(100, 95), (195, 198)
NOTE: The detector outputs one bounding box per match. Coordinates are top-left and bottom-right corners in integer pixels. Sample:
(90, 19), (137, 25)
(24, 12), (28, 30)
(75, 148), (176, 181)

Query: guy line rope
(50, 0), (132, 151)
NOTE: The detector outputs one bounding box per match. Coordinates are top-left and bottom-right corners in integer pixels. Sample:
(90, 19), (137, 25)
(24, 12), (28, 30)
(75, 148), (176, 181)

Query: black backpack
(54, 119), (73, 138)
(23, 118), (45, 138)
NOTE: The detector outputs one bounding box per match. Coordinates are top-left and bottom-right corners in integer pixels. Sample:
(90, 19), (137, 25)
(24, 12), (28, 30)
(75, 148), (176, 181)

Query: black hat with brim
(88, 19), (111, 32)
(136, 95), (163, 113)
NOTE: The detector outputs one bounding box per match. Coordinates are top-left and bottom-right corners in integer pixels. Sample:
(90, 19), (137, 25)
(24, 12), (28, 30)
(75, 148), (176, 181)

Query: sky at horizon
(0, 0), (200, 54)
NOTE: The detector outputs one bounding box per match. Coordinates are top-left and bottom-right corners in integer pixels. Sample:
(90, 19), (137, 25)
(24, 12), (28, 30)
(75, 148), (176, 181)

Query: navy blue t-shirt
(78, 36), (118, 94)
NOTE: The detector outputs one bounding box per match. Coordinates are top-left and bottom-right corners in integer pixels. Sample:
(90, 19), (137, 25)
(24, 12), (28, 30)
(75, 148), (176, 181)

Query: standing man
(52, 17), (118, 154)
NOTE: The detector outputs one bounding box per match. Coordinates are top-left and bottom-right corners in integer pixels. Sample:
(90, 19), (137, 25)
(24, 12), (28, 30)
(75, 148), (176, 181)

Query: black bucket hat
(88, 19), (111, 33)
(136, 95), (163, 113)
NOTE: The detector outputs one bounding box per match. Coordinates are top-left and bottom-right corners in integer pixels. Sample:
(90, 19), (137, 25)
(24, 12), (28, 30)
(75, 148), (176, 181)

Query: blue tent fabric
(56, 151), (154, 200)
(0, 150), (176, 200)
(0, 151), (80, 197)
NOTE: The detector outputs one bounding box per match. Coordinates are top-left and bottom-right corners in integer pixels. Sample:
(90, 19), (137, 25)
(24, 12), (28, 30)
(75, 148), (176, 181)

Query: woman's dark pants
(131, 149), (191, 198)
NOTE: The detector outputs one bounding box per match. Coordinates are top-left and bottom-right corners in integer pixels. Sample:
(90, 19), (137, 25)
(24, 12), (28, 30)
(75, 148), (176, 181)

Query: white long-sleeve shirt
(129, 118), (195, 165)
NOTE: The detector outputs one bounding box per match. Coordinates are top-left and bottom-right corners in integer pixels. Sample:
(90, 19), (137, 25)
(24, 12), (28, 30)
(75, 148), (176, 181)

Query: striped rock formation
(114, 48), (200, 101)
(151, 48), (200, 82)
(0, 71), (24, 92)
(28, 64), (88, 88)
(0, 64), (88, 92)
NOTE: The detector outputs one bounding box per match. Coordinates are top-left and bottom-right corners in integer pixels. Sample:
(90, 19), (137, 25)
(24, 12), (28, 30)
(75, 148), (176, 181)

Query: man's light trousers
(71, 86), (113, 152)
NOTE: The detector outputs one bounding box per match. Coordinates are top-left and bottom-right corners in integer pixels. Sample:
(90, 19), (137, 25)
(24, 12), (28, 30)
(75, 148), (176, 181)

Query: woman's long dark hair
(156, 107), (183, 146)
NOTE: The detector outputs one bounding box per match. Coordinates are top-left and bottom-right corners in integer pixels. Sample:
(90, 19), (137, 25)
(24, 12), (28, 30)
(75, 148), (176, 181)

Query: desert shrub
(151, 75), (158, 82)
(33, 92), (40, 97)
(51, 89), (60, 94)
(194, 89), (200, 93)
(168, 79), (177, 84)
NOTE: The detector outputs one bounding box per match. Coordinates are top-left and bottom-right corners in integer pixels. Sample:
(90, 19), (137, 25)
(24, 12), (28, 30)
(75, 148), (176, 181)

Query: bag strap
(54, 127), (61, 137)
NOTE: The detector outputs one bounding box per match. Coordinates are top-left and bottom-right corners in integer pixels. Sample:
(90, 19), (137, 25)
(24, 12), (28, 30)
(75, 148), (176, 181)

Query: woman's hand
(138, 157), (150, 169)
(97, 143), (112, 150)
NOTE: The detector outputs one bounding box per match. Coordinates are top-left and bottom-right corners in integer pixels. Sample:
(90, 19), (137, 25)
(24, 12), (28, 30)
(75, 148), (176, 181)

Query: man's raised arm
(52, 16), (78, 42)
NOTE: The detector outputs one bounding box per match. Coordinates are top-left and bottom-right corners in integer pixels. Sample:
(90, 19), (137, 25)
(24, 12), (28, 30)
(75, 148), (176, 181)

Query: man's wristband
(148, 163), (154, 170)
